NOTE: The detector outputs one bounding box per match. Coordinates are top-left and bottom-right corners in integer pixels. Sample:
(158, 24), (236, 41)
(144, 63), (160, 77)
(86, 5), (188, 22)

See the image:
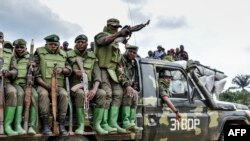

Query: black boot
(40, 114), (52, 136)
(59, 115), (68, 136)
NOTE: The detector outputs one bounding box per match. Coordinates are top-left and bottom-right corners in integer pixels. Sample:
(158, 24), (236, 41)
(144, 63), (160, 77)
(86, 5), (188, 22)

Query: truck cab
(136, 58), (250, 141)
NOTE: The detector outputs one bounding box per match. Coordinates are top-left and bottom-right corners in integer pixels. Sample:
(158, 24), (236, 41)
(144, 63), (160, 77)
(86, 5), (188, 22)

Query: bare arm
(162, 96), (182, 121)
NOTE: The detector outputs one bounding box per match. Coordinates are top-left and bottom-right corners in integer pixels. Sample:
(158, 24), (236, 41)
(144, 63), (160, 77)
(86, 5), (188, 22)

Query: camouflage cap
(44, 34), (60, 42)
(125, 44), (138, 52)
(3, 41), (13, 50)
(159, 70), (172, 77)
(75, 34), (88, 42)
(14, 38), (27, 46)
(107, 18), (122, 28)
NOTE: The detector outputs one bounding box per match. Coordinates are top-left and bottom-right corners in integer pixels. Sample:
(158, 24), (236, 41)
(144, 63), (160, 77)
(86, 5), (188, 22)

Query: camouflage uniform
(159, 78), (171, 97)
(94, 18), (127, 133)
(34, 34), (71, 136)
(67, 34), (108, 134)
(119, 45), (143, 132)
(1, 41), (18, 136)
(12, 39), (39, 135)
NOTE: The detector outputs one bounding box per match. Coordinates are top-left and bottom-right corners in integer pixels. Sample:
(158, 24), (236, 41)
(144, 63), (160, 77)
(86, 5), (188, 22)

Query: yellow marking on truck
(159, 112), (169, 125)
(208, 110), (219, 128)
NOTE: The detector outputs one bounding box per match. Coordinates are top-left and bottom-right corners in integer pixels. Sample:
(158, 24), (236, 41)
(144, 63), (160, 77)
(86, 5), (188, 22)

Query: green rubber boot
(108, 106), (127, 133)
(4, 106), (18, 136)
(14, 106), (26, 135)
(93, 108), (108, 134)
(101, 108), (117, 133)
(121, 106), (135, 130)
(28, 106), (36, 135)
(75, 108), (84, 135)
(130, 108), (143, 132)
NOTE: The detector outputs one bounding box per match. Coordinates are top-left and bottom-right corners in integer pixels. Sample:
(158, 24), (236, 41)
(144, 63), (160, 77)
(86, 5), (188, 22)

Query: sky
(1, 0), (250, 89)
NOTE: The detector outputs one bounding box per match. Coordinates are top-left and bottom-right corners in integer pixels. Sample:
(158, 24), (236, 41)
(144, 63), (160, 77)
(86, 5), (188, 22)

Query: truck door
(157, 67), (209, 141)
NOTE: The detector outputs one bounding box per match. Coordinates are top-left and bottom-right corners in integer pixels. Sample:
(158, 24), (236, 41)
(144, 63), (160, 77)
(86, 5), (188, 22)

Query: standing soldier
(118, 44), (143, 132)
(34, 34), (71, 136)
(94, 18), (130, 133)
(1, 38), (18, 136)
(67, 34), (109, 134)
(12, 39), (38, 135)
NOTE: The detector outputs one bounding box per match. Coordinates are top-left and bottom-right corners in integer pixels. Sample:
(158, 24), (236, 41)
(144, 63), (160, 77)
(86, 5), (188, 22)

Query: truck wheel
(218, 130), (224, 141)
(56, 135), (90, 141)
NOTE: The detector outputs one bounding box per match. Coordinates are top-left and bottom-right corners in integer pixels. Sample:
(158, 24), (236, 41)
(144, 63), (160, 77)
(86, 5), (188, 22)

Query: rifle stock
(0, 42), (4, 134)
(23, 39), (34, 133)
(76, 57), (89, 118)
(51, 63), (59, 135)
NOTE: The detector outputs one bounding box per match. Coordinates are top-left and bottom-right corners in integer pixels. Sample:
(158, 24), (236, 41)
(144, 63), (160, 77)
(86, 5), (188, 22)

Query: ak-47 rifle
(23, 39), (34, 133)
(0, 42), (4, 134)
(120, 20), (150, 42)
(51, 63), (59, 135)
(76, 57), (89, 119)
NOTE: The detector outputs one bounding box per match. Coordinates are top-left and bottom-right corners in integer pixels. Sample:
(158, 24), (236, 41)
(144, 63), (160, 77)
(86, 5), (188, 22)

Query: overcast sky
(1, 0), (250, 89)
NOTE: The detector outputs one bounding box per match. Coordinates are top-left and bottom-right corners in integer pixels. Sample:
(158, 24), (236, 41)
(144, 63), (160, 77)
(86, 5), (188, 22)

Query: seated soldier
(158, 70), (182, 121)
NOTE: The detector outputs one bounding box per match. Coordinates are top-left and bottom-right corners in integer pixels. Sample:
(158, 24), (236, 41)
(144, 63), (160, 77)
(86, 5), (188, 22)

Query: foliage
(219, 89), (250, 106)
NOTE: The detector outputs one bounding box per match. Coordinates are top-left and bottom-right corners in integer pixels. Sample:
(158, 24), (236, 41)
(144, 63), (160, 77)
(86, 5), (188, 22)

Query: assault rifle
(76, 57), (89, 119)
(119, 20), (150, 42)
(0, 42), (4, 134)
(23, 39), (34, 133)
(65, 77), (73, 134)
(51, 63), (59, 135)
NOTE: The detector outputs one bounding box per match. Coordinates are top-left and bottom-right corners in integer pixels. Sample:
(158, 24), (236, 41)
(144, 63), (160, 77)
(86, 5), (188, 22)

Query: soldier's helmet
(159, 70), (172, 78)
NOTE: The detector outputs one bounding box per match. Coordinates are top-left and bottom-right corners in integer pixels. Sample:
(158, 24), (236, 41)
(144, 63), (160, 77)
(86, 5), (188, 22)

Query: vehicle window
(141, 64), (157, 98)
(156, 67), (189, 99)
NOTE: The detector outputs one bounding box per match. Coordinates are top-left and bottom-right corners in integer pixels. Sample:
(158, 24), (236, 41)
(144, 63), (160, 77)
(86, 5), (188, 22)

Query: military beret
(0, 31), (3, 37)
(107, 18), (122, 28)
(75, 34), (88, 42)
(125, 44), (138, 51)
(44, 34), (60, 42)
(14, 38), (27, 46)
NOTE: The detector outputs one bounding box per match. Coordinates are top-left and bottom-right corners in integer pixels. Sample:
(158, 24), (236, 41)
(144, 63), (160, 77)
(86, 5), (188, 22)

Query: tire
(56, 135), (90, 141)
(218, 129), (224, 141)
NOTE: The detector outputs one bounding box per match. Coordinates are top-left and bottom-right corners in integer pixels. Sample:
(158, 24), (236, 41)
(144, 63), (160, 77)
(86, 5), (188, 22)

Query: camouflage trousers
(37, 86), (69, 116)
(100, 69), (123, 108)
(14, 84), (38, 106)
(72, 88), (106, 108)
(122, 89), (138, 108)
(5, 83), (17, 106)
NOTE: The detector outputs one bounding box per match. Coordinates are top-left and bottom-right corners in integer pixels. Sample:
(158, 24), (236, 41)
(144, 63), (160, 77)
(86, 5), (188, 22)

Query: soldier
(12, 39), (39, 135)
(67, 34), (109, 134)
(158, 70), (182, 121)
(119, 44), (143, 132)
(1, 40), (18, 136)
(94, 18), (130, 133)
(34, 34), (71, 136)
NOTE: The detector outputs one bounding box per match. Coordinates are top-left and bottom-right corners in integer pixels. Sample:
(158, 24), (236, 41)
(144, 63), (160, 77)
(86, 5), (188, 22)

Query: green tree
(230, 74), (250, 91)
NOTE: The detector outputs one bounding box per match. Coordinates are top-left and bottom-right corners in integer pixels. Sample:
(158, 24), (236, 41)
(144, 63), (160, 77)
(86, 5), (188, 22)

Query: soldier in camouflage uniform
(94, 18), (130, 133)
(0, 37), (18, 136)
(119, 44), (143, 132)
(34, 34), (71, 136)
(158, 70), (182, 121)
(12, 39), (39, 135)
(67, 34), (109, 135)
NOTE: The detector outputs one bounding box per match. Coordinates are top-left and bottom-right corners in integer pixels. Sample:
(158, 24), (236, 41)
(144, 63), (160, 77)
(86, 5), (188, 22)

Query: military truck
(0, 58), (249, 141)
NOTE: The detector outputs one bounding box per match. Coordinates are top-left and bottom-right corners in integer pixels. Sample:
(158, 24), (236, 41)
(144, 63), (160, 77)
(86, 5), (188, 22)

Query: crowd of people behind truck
(146, 44), (189, 62)
(0, 18), (182, 137)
